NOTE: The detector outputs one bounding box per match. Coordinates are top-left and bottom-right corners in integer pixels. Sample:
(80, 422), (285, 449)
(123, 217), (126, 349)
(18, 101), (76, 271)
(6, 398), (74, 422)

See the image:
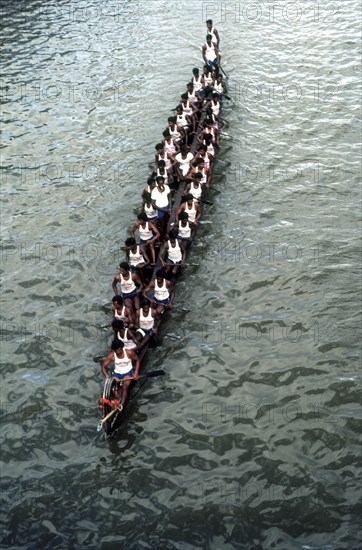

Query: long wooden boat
(98, 64), (227, 438)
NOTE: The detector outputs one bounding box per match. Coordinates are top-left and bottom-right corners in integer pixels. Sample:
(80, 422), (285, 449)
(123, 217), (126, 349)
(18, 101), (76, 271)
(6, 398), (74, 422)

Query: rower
(112, 261), (143, 316)
(175, 105), (192, 144)
(203, 64), (215, 88)
(167, 116), (185, 146)
(144, 269), (175, 315)
(162, 129), (180, 155)
(185, 173), (203, 201)
(131, 212), (160, 266)
(192, 67), (204, 93)
(137, 301), (157, 333)
(192, 159), (209, 188)
(201, 133), (217, 158)
(101, 340), (140, 410)
(175, 211), (195, 248)
(142, 192), (158, 222)
(179, 94), (197, 132)
(111, 295), (133, 327)
(151, 176), (171, 235)
(156, 159), (170, 185)
(210, 92), (221, 117)
(206, 19), (220, 47)
(213, 74), (227, 97)
(186, 82), (198, 105)
(155, 142), (175, 171)
(176, 193), (202, 225)
(199, 115), (220, 146)
(202, 34), (220, 76)
(124, 237), (149, 271)
(111, 320), (139, 352)
(194, 144), (214, 172)
(160, 229), (187, 276)
(175, 145), (194, 181)
(143, 174), (156, 196)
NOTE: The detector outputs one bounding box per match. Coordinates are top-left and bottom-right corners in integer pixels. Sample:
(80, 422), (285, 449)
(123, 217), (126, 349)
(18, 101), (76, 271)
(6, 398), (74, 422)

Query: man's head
(111, 339), (125, 352)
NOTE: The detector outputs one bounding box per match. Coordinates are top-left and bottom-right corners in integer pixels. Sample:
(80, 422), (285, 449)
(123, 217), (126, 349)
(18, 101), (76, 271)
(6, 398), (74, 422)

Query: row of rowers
(141, 66), (227, 237)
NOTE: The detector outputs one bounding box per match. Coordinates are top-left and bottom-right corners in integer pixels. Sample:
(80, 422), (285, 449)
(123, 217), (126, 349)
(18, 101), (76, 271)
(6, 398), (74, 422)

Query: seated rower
(201, 133), (217, 158)
(190, 159), (209, 187)
(203, 64), (215, 88)
(186, 82), (198, 105)
(137, 301), (158, 333)
(131, 212), (160, 266)
(175, 146), (194, 181)
(156, 159), (170, 185)
(194, 144), (214, 172)
(175, 211), (195, 248)
(206, 19), (220, 48)
(176, 193), (202, 226)
(142, 192), (158, 223)
(185, 174), (203, 202)
(111, 320), (139, 352)
(155, 142), (176, 171)
(192, 67), (204, 93)
(143, 174), (156, 196)
(179, 94), (198, 132)
(151, 176), (171, 235)
(210, 92), (221, 117)
(112, 261), (143, 316)
(101, 340), (140, 410)
(111, 295), (133, 327)
(167, 116), (185, 147)
(198, 115), (220, 146)
(124, 237), (149, 271)
(202, 34), (220, 76)
(213, 74), (227, 97)
(175, 105), (192, 144)
(162, 129), (180, 155)
(144, 269), (175, 315)
(160, 229), (187, 276)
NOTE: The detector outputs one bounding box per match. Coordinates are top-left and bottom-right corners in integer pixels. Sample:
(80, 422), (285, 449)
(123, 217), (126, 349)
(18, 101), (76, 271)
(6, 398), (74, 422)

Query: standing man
(206, 19), (220, 47)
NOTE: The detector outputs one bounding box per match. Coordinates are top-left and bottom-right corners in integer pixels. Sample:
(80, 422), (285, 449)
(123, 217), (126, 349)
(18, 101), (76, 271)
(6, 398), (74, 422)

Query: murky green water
(1, 1), (361, 548)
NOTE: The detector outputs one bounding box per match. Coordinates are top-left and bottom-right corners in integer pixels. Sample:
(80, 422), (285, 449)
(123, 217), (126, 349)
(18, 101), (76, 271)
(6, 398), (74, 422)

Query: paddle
(220, 66), (229, 79)
(97, 407), (119, 431)
(122, 369), (165, 382)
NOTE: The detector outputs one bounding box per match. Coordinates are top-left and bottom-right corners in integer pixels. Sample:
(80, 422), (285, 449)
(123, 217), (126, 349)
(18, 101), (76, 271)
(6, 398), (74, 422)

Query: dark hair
(137, 212), (148, 221)
(157, 160), (166, 168)
(111, 320), (124, 330)
(184, 193), (194, 202)
(119, 261), (130, 271)
(198, 144), (207, 152)
(156, 269), (164, 278)
(186, 82), (194, 89)
(176, 105), (183, 113)
(112, 295), (123, 305)
(125, 237), (136, 247)
(181, 93), (188, 101)
(192, 68), (199, 75)
(156, 176), (165, 182)
(179, 211), (189, 220)
(163, 129), (171, 138)
(206, 19), (213, 24)
(142, 191), (152, 202)
(194, 173), (203, 180)
(155, 143), (163, 150)
(206, 34), (212, 41)
(168, 116), (176, 123)
(168, 229), (178, 240)
(111, 339), (124, 351)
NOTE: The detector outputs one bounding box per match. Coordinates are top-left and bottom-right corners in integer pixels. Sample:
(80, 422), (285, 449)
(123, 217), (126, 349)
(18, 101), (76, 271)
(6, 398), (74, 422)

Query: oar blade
(142, 369), (165, 378)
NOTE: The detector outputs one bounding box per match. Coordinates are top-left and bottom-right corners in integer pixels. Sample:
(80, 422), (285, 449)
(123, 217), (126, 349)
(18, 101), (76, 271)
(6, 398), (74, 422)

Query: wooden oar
(97, 407), (118, 431)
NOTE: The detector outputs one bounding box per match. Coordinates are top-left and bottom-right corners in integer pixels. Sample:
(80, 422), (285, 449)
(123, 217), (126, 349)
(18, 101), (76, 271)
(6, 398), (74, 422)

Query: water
(1, 1), (361, 548)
